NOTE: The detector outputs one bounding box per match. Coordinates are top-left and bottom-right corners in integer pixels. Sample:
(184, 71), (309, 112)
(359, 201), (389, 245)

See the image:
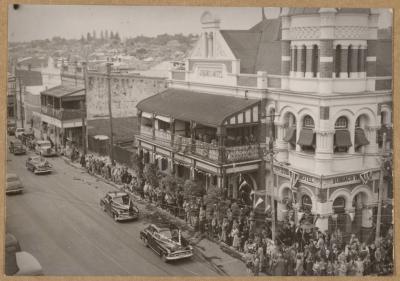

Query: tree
(160, 172), (178, 194)
(182, 179), (204, 200)
(143, 163), (158, 188)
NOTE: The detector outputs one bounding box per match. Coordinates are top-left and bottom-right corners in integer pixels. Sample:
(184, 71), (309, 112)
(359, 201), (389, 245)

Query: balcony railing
(41, 106), (83, 120)
(138, 127), (261, 163)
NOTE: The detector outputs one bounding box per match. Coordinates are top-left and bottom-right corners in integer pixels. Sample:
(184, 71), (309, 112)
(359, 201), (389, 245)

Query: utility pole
(375, 132), (387, 243)
(82, 61), (88, 155)
(16, 66), (24, 128)
(106, 63), (114, 164)
(268, 114), (276, 241)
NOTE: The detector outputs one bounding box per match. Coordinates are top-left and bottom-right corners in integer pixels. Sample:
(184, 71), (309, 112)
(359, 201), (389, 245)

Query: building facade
(135, 9), (392, 238)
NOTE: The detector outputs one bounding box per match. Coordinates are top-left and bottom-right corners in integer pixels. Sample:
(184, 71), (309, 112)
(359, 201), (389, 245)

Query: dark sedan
(100, 191), (139, 222)
(26, 156), (53, 174)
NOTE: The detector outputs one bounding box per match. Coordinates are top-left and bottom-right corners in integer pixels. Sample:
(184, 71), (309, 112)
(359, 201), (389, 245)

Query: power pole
(106, 63), (114, 164)
(17, 68), (24, 129)
(375, 132), (387, 243)
(82, 61), (88, 155)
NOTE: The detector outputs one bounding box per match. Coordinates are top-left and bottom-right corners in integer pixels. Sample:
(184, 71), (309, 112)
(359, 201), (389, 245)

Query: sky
(8, 5), (392, 42)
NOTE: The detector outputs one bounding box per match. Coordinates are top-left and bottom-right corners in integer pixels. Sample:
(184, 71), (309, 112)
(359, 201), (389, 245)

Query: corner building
(135, 9), (392, 238)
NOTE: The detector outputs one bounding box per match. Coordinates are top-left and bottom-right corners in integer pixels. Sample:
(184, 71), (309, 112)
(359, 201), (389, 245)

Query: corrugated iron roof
(41, 85), (85, 98)
(16, 69), (43, 86)
(137, 88), (259, 127)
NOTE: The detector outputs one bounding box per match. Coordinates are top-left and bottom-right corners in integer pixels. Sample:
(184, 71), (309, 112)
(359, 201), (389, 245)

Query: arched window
(335, 116), (348, 129)
(335, 45), (341, 78)
(301, 195), (312, 213)
(303, 115), (315, 128)
(283, 113), (297, 149)
(301, 45), (307, 75)
(347, 45), (352, 78)
(312, 44), (319, 77)
(333, 197), (346, 214)
(298, 115), (315, 153)
(293, 46), (298, 72)
(334, 116), (352, 153)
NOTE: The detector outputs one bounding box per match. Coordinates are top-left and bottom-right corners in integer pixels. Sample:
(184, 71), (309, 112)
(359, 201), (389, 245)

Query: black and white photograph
(5, 4), (394, 277)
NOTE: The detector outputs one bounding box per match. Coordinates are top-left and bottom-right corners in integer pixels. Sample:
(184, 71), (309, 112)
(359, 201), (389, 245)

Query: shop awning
(334, 130), (352, 147)
(297, 128), (315, 146)
(355, 128), (370, 148)
(137, 88), (260, 127)
(283, 126), (297, 145)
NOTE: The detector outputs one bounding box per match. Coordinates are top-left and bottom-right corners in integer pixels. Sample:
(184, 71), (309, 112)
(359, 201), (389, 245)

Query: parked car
(6, 173), (24, 194)
(35, 140), (57, 157)
(9, 139), (27, 155)
(140, 224), (193, 262)
(15, 128), (25, 139)
(5, 233), (43, 276)
(7, 125), (16, 136)
(100, 191), (139, 222)
(26, 156), (52, 174)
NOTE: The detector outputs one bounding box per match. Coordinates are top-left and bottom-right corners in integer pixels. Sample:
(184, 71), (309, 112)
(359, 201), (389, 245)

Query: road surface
(5, 140), (220, 276)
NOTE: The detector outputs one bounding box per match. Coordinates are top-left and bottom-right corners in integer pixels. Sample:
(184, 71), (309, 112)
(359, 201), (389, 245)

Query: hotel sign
(274, 165), (318, 187)
(325, 170), (379, 188)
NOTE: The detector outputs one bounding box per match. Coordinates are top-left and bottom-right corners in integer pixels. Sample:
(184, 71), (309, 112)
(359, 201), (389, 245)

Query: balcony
(138, 127), (262, 164)
(41, 106), (83, 121)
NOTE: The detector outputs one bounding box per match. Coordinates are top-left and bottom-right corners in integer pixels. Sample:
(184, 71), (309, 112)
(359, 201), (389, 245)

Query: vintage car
(26, 156), (52, 174)
(35, 140), (57, 157)
(5, 233), (43, 276)
(100, 191), (139, 221)
(6, 173), (24, 194)
(140, 224), (193, 262)
(9, 140), (26, 155)
(15, 128), (25, 139)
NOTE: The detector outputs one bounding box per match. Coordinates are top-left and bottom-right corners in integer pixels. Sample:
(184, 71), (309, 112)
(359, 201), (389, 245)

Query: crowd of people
(77, 153), (393, 276)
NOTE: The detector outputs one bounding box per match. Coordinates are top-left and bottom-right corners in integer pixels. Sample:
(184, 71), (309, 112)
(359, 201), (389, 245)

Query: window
(303, 115), (315, 128)
(301, 195), (312, 213)
(355, 116), (361, 128)
(335, 45), (341, 78)
(333, 197), (346, 213)
(312, 45), (319, 77)
(335, 116), (348, 129)
(357, 47), (362, 73)
(293, 46), (298, 72)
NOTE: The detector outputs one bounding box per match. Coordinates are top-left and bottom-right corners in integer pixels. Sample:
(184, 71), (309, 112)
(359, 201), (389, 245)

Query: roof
(137, 88), (260, 127)
(87, 116), (138, 142)
(16, 69), (43, 86)
(220, 18), (281, 74)
(41, 85), (85, 98)
(286, 8), (370, 16)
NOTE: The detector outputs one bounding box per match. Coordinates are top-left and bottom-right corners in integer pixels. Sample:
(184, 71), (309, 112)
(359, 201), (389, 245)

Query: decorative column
(364, 125), (380, 168)
(314, 106), (333, 173)
(318, 40), (334, 94)
(305, 44), (313, 78)
(349, 47), (359, 78)
(359, 45), (367, 78)
(296, 46), (304, 78)
(295, 120), (302, 152)
(275, 122), (288, 162)
(208, 32), (213, 58)
(203, 32), (208, 58)
(339, 44), (349, 78)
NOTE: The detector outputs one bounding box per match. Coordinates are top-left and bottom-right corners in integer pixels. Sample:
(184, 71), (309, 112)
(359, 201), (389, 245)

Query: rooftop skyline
(8, 5), (392, 43)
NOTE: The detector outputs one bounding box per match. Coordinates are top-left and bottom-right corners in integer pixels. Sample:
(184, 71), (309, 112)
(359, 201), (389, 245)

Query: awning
(334, 130), (352, 147)
(283, 126), (297, 145)
(355, 128), (370, 148)
(137, 88), (260, 127)
(297, 128), (315, 146)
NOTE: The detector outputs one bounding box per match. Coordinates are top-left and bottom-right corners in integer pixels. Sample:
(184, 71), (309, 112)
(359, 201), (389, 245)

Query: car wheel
(161, 253), (168, 263)
(112, 213), (118, 222)
(143, 237), (149, 247)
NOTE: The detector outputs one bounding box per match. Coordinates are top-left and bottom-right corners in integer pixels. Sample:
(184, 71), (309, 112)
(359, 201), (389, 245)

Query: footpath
(62, 156), (248, 276)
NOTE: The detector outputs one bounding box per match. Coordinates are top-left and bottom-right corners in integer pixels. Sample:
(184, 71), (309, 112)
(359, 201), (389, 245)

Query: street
(5, 138), (220, 276)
